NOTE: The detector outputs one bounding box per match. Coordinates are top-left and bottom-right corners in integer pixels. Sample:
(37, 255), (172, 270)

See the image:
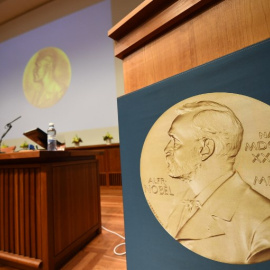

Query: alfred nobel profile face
(140, 93), (270, 264)
(23, 47), (71, 108)
(164, 113), (203, 180)
(33, 55), (54, 83)
(164, 101), (243, 182)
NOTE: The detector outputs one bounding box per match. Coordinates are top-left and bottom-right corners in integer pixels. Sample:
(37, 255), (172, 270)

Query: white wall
(0, 0), (143, 150)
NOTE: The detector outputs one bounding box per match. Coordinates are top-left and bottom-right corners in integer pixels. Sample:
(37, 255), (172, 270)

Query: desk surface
(0, 149), (102, 164)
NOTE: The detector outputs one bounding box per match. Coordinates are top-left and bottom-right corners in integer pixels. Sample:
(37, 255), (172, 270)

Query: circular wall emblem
(23, 47), (71, 108)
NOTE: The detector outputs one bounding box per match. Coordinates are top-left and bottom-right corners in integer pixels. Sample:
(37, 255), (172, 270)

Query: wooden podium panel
(0, 150), (101, 270)
(109, 0), (270, 93)
(109, 0), (270, 269)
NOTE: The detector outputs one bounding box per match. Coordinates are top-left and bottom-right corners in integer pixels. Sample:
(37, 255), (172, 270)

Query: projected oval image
(23, 47), (71, 108)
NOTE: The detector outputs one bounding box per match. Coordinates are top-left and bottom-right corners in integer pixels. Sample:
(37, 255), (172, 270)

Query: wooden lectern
(0, 150), (101, 270)
(109, 0), (270, 269)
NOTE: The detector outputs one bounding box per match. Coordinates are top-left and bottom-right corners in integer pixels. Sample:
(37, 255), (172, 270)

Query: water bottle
(47, 123), (57, 151)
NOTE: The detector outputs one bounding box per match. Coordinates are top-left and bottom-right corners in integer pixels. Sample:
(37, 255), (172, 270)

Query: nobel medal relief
(23, 47), (71, 108)
(140, 92), (270, 264)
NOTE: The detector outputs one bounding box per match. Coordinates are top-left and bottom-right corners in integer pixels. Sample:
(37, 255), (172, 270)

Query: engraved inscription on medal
(143, 178), (174, 196)
(245, 131), (270, 187)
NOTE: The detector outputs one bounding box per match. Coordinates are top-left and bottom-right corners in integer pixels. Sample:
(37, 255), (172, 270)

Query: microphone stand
(0, 116), (22, 154)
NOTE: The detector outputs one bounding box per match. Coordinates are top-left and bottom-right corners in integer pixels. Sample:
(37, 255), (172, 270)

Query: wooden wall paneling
(95, 153), (107, 186)
(66, 144), (122, 186)
(104, 148), (110, 186)
(107, 148), (122, 186)
(107, 147), (121, 172)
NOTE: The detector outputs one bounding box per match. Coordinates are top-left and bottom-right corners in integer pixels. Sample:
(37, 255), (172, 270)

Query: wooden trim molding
(0, 251), (42, 269)
(108, 0), (217, 59)
(108, 0), (270, 93)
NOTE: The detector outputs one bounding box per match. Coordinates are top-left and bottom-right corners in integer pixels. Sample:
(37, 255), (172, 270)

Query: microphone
(0, 116), (22, 153)
(5, 116), (22, 128)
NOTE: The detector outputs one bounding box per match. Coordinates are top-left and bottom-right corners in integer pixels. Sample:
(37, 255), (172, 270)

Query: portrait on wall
(140, 92), (270, 265)
(23, 47), (72, 108)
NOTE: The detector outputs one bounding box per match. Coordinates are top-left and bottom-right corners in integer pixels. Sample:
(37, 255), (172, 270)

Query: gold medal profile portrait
(23, 47), (71, 108)
(141, 92), (270, 265)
